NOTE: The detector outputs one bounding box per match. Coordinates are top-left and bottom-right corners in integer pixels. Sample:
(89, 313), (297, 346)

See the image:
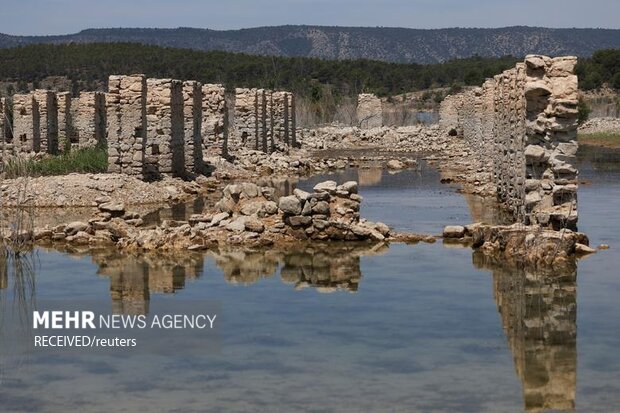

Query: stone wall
(357, 93), (383, 129)
(201, 84), (227, 157)
(233, 88), (259, 150)
(12, 93), (40, 154)
(1, 77), (296, 179)
(75, 91), (106, 149)
(106, 75), (147, 176)
(145, 78), (185, 179)
(439, 55), (579, 230)
(57, 92), (72, 151)
(479, 254), (577, 413)
(233, 88), (296, 153)
(0, 97), (9, 153)
(183, 81), (203, 173)
(33, 90), (59, 154)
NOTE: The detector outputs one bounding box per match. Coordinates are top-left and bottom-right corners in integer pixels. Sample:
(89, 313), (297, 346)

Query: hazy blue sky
(1, 0), (618, 35)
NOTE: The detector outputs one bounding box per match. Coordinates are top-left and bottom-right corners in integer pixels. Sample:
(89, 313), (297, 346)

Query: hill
(1, 26), (619, 64)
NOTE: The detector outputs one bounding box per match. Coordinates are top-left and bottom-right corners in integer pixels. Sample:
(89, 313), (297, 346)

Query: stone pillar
(12, 93), (40, 154)
(233, 88), (258, 150)
(356, 93), (383, 129)
(57, 92), (73, 152)
(289, 92), (297, 147)
(106, 75), (147, 177)
(75, 91), (106, 149)
(258, 89), (269, 153)
(438, 55), (579, 230)
(523, 55), (579, 230)
(33, 90), (59, 154)
(183, 80), (203, 174)
(201, 84), (228, 157)
(0, 97), (8, 154)
(270, 91), (287, 151)
(145, 78), (185, 179)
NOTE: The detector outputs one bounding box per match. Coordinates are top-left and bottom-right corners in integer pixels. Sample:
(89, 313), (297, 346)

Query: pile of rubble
(31, 180), (434, 252)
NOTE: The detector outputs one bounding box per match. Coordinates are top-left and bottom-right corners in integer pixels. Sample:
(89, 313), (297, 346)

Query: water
(0, 148), (618, 412)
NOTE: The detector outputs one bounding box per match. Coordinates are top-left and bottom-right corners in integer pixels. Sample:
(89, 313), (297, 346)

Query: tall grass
(578, 132), (620, 148)
(3, 146), (108, 178)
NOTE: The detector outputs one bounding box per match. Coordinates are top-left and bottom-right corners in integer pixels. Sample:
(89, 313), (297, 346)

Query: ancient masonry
(33, 90), (59, 154)
(0, 97), (9, 152)
(57, 92), (72, 150)
(144, 78), (185, 179)
(12, 93), (40, 154)
(106, 75), (147, 176)
(439, 55), (579, 230)
(233, 88), (296, 152)
(74, 92), (106, 149)
(357, 93), (383, 129)
(1, 77), (296, 179)
(183, 81), (203, 173)
(201, 84), (228, 157)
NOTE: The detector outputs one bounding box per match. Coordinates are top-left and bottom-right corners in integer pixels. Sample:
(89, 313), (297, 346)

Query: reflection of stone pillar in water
(357, 167), (383, 186)
(490, 261), (576, 413)
(109, 258), (150, 315)
(0, 253), (7, 290)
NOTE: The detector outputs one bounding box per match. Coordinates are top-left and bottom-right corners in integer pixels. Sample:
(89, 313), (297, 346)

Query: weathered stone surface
(357, 93), (382, 129)
(279, 195), (302, 215)
(443, 225), (466, 238)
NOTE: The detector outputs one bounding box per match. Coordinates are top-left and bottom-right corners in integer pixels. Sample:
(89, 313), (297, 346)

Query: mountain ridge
(1, 25), (619, 64)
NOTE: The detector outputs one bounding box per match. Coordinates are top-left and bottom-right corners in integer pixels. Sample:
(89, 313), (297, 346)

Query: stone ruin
(357, 93), (383, 129)
(12, 93), (40, 154)
(74, 91), (106, 149)
(33, 90), (59, 154)
(145, 78), (185, 179)
(201, 84), (228, 157)
(57, 92), (72, 150)
(106, 75), (147, 177)
(0, 77), (297, 179)
(476, 253), (576, 412)
(233, 88), (296, 152)
(439, 55), (579, 230)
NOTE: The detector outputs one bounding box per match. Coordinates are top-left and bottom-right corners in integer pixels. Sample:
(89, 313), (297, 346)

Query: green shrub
(4, 146), (108, 178)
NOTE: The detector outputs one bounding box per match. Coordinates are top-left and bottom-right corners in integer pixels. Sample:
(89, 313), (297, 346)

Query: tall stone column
(183, 80), (203, 174)
(57, 92), (73, 152)
(33, 90), (59, 154)
(233, 88), (258, 150)
(356, 93), (383, 129)
(12, 93), (40, 155)
(201, 84), (228, 157)
(144, 78), (185, 179)
(75, 91), (106, 149)
(107, 75), (147, 177)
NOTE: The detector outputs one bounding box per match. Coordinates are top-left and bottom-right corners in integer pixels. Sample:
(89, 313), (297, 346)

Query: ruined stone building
(357, 93), (383, 129)
(233, 88), (297, 153)
(0, 75), (297, 180)
(74, 91), (106, 149)
(439, 55), (579, 230)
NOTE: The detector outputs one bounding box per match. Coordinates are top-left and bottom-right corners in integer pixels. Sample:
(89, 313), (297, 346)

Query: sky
(1, 0), (618, 36)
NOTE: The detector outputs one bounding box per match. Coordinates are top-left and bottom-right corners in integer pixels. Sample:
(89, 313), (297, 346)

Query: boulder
(313, 181), (337, 193)
(443, 225), (466, 238)
(65, 221), (89, 236)
(387, 159), (405, 169)
(279, 195), (302, 215)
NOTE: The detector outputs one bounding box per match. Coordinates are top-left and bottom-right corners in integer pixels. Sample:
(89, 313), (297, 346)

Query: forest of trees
(0, 43), (617, 124)
(575, 49), (620, 90)
(0, 43), (521, 99)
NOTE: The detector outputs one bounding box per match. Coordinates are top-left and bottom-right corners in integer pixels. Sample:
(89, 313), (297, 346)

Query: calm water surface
(0, 149), (618, 413)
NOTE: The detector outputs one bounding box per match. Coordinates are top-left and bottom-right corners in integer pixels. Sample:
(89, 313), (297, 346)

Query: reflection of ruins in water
(474, 252), (577, 413)
(87, 242), (388, 314)
(209, 242), (388, 293)
(93, 251), (205, 315)
(357, 167), (383, 186)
